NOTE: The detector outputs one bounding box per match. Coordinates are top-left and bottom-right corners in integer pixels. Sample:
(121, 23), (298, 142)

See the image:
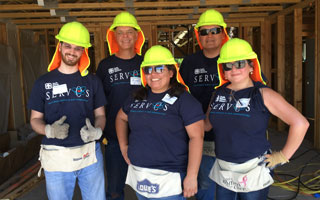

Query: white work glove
(45, 116), (69, 139)
(264, 151), (289, 169)
(80, 118), (103, 143)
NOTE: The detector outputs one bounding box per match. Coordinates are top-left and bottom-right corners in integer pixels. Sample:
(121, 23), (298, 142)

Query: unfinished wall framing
(0, 1), (319, 149)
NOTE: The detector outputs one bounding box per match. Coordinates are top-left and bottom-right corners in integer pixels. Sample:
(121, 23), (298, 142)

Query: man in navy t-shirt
(28, 22), (107, 200)
(179, 9), (229, 200)
(96, 12), (145, 200)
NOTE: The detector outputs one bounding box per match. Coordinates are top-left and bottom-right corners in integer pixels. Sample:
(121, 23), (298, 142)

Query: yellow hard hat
(140, 45), (189, 92)
(48, 21), (91, 76)
(106, 12), (145, 55)
(194, 9), (229, 49)
(216, 38), (267, 88)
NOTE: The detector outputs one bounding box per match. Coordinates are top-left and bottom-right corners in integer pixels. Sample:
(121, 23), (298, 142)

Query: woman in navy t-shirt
(116, 45), (205, 200)
(204, 38), (309, 200)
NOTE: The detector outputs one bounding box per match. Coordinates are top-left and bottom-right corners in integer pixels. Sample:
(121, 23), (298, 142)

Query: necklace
(229, 89), (243, 106)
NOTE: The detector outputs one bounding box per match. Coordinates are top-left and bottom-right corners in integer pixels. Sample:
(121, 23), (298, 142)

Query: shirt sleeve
(93, 75), (107, 109)
(178, 92), (205, 126)
(27, 79), (45, 113)
(122, 96), (134, 115)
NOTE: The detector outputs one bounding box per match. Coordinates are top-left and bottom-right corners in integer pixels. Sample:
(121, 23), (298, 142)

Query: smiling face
(144, 65), (174, 93)
(199, 25), (225, 51)
(115, 26), (138, 51)
(223, 60), (253, 84)
(59, 42), (84, 67)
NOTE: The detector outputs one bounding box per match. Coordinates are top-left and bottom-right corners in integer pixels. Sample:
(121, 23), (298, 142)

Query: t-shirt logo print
(137, 179), (159, 194)
(129, 70), (140, 77)
(71, 86), (87, 97)
(153, 102), (166, 111)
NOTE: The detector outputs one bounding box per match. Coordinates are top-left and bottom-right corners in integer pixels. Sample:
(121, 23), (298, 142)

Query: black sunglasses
(222, 60), (247, 71)
(199, 27), (222, 36)
(143, 65), (165, 74)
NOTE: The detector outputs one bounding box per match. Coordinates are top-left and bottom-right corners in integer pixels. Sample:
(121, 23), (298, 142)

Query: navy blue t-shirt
(123, 89), (205, 173)
(96, 55), (143, 141)
(179, 51), (219, 141)
(209, 81), (271, 163)
(27, 69), (107, 147)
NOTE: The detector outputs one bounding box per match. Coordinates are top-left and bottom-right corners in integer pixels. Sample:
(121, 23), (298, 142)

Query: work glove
(264, 151), (289, 169)
(45, 116), (69, 139)
(80, 118), (103, 143)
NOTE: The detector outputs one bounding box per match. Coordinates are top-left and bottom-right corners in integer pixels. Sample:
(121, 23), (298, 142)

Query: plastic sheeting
(0, 37), (47, 133)
(22, 44), (48, 105)
(0, 44), (16, 74)
(0, 44), (16, 134)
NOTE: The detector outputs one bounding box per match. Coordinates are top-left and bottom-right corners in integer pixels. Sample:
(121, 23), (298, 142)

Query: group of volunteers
(27, 8), (309, 200)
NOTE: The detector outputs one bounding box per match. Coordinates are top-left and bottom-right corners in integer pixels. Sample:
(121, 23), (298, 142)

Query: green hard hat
(56, 21), (91, 48)
(141, 45), (176, 67)
(195, 9), (227, 29)
(218, 38), (257, 64)
(110, 11), (142, 31)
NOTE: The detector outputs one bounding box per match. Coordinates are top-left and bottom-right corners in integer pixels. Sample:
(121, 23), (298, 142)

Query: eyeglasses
(143, 65), (165, 75)
(61, 42), (84, 52)
(222, 60), (247, 71)
(199, 27), (222, 36)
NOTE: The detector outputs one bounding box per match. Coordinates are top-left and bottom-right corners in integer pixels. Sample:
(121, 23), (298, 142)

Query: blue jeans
(44, 142), (106, 200)
(105, 140), (128, 200)
(216, 184), (269, 200)
(195, 155), (216, 200)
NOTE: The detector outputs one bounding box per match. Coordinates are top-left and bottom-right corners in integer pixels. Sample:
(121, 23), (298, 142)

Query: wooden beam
(0, 1), (299, 11)
(16, 17), (265, 29)
(66, 6), (281, 17)
(0, 6), (284, 22)
(260, 19), (271, 85)
(270, 0), (314, 22)
(7, 11), (268, 21)
(293, 8), (303, 112)
(277, 15), (287, 131)
(314, 0), (320, 148)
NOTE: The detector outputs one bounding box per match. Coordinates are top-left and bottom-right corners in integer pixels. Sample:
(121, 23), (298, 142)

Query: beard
(61, 52), (80, 66)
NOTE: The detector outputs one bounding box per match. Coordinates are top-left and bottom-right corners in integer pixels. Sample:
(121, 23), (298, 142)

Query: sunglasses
(222, 60), (247, 71)
(199, 27), (222, 36)
(143, 65), (166, 75)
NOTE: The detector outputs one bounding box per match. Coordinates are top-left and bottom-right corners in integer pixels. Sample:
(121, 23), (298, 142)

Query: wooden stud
(277, 15), (287, 131)
(16, 29), (27, 124)
(33, 32), (39, 44)
(260, 19), (272, 85)
(100, 25), (107, 60)
(270, 0), (314, 22)
(243, 27), (253, 46)
(0, 22), (7, 45)
(44, 29), (50, 64)
(54, 28), (58, 46)
(314, 0), (320, 148)
(93, 31), (100, 72)
(151, 25), (157, 46)
(238, 23), (243, 39)
(293, 8), (303, 112)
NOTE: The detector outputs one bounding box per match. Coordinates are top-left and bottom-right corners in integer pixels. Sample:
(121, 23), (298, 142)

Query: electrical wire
(267, 148), (320, 200)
